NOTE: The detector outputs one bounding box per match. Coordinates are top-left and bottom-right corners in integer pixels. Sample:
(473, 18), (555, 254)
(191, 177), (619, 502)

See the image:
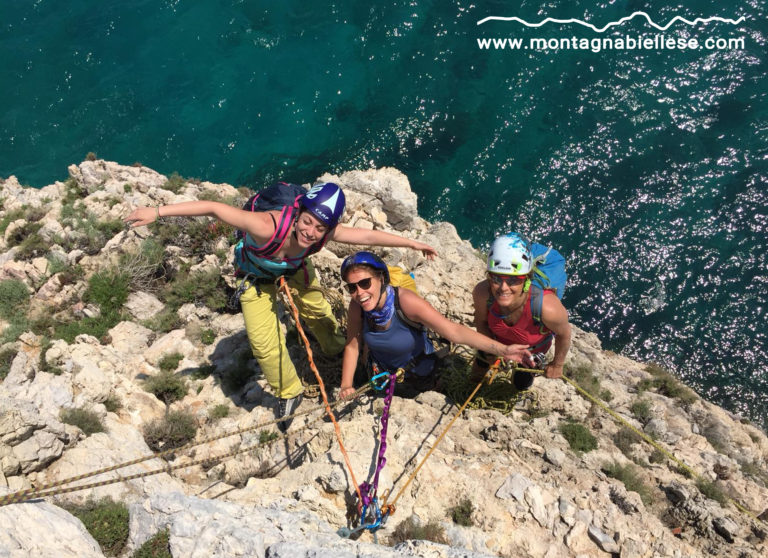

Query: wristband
(155, 206), (161, 220)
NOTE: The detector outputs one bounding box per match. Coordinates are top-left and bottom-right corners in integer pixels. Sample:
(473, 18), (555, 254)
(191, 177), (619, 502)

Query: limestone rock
(321, 167), (420, 230)
(45, 417), (183, 505)
(0, 398), (69, 475)
(0, 500), (103, 557)
(124, 291), (165, 321)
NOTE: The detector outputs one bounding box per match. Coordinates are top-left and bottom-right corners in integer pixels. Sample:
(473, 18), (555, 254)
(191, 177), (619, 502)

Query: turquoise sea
(2, 1), (766, 426)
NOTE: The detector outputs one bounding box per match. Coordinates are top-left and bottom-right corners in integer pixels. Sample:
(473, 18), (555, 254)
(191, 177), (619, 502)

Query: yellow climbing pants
(239, 262), (345, 399)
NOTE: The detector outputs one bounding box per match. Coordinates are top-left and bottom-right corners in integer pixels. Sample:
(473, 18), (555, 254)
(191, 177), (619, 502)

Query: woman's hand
(412, 240), (437, 260)
(544, 363), (564, 379)
(502, 344), (532, 365)
(124, 207), (158, 228)
(339, 385), (356, 400)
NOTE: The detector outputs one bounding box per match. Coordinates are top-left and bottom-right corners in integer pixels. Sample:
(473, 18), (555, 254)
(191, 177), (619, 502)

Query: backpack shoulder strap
(394, 287), (424, 331)
(245, 204), (298, 258)
(529, 284), (544, 325)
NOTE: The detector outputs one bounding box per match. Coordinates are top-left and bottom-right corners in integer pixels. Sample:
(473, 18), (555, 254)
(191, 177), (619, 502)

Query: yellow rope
(381, 361), (503, 515)
(557, 372), (765, 525)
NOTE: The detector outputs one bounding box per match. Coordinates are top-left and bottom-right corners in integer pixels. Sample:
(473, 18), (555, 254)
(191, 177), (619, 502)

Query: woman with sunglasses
(471, 232), (571, 390)
(125, 183), (436, 431)
(338, 251), (532, 400)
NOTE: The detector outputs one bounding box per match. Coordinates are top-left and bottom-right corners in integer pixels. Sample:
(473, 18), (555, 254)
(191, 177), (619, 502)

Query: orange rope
(278, 277), (363, 504)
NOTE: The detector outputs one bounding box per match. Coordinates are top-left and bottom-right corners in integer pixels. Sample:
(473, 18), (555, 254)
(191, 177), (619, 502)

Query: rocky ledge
(0, 160), (767, 557)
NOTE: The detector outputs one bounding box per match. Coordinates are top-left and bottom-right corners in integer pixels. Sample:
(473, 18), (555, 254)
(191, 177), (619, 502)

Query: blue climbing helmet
(300, 182), (346, 228)
(487, 232), (533, 275)
(341, 251), (390, 284)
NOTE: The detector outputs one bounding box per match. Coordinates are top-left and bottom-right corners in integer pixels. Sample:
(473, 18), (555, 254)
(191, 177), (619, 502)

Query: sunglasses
(344, 277), (374, 294)
(488, 273), (527, 287)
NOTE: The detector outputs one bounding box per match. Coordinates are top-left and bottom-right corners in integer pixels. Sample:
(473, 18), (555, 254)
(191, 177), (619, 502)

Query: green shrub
(673, 465), (694, 479)
(119, 239), (166, 293)
(1, 347), (17, 381)
(559, 420), (598, 454)
(13, 223), (46, 259)
(602, 462), (655, 505)
(85, 269), (130, 314)
(142, 308), (182, 333)
(60, 407), (105, 436)
(614, 427), (643, 459)
(53, 311), (120, 344)
(158, 352), (184, 373)
(163, 172), (186, 194)
(46, 256), (84, 285)
(638, 364), (698, 406)
(143, 410), (198, 452)
(6, 220), (40, 248)
(630, 399), (653, 424)
(649, 449), (666, 464)
(64, 497), (129, 556)
(123, 183), (133, 194)
(696, 478), (727, 506)
(389, 516), (448, 546)
(0, 208), (25, 235)
(163, 269), (227, 312)
(103, 394), (122, 413)
(0, 317), (30, 345)
(132, 529), (171, 558)
(449, 498), (474, 527)
(147, 213), (234, 261)
(209, 404), (229, 420)
(200, 329), (216, 345)
(24, 206), (48, 222)
(566, 364), (610, 402)
(38, 337), (64, 375)
(144, 371), (188, 407)
(0, 279), (29, 319)
(259, 430), (279, 444)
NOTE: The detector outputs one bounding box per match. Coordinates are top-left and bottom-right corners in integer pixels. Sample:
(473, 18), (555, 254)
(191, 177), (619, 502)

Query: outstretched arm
(397, 289), (530, 363)
(540, 295), (571, 379)
(124, 201), (275, 241)
(330, 225), (437, 260)
(340, 301), (364, 400)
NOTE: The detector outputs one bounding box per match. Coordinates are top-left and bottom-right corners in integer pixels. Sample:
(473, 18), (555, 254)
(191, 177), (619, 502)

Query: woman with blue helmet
(338, 251), (532, 399)
(471, 232), (571, 390)
(126, 182), (436, 431)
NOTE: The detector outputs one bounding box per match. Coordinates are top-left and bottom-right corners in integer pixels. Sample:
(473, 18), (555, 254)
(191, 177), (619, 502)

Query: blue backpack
(529, 243), (567, 327)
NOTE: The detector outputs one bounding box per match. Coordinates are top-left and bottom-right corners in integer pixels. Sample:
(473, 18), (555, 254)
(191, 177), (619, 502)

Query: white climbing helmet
(487, 232), (533, 275)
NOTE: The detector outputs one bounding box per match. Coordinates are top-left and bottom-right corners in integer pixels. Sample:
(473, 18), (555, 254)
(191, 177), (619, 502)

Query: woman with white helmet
(471, 232), (571, 389)
(125, 182), (436, 431)
(338, 251), (532, 400)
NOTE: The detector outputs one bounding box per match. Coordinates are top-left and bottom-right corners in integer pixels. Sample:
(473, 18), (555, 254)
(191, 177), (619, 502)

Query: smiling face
(294, 210), (329, 247)
(344, 267), (385, 312)
(488, 272), (528, 309)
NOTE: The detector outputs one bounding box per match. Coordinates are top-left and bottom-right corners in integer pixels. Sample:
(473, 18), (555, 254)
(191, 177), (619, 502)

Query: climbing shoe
(276, 393), (303, 433)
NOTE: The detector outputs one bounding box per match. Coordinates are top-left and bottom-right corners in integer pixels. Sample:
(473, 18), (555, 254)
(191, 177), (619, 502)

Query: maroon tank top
(487, 290), (553, 352)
